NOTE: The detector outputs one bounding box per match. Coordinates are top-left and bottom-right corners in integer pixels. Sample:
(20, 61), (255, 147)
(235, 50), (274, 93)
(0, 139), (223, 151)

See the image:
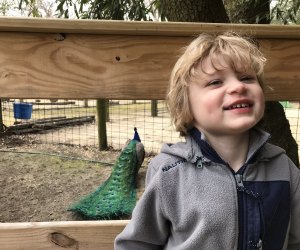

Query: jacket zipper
(235, 173), (246, 250)
(235, 173), (244, 189)
(235, 173), (263, 250)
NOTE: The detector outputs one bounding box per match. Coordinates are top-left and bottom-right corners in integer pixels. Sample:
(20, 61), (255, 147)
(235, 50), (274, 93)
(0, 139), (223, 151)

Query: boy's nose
(227, 79), (247, 95)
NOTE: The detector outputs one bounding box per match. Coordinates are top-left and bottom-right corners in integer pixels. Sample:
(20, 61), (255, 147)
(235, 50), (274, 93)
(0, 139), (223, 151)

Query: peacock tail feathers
(69, 128), (145, 220)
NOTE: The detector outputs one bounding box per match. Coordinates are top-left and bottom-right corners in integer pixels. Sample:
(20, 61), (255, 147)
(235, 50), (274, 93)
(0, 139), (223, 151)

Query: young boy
(114, 32), (300, 250)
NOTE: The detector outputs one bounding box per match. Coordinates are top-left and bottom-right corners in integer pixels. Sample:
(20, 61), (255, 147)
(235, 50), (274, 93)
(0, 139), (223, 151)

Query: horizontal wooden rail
(0, 18), (299, 100)
(0, 17), (300, 38)
(0, 220), (128, 250)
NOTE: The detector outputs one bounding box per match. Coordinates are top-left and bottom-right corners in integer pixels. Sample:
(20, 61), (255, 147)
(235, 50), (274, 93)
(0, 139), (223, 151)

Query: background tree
(54, 0), (150, 19)
(1, 0), (55, 17)
(52, 0), (299, 24)
(0, 0), (15, 16)
(271, 0), (300, 24)
(159, 0), (229, 22)
(224, 0), (271, 24)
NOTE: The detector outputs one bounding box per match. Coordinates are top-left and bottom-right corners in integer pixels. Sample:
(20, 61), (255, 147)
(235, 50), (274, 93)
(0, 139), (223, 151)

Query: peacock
(69, 128), (145, 220)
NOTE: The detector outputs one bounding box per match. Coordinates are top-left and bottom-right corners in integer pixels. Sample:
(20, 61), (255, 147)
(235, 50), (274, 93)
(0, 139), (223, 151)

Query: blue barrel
(13, 103), (33, 119)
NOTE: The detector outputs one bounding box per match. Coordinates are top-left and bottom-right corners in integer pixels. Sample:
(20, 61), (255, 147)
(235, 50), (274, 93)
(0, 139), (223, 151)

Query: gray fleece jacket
(115, 129), (300, 250)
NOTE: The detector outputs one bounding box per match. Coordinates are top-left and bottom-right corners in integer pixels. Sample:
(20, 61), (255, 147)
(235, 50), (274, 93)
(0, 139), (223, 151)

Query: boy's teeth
(228, 103), (249, 109)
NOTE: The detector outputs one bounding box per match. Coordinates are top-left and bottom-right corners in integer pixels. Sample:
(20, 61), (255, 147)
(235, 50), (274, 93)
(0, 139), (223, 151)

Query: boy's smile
(223, 99), (253, 111)
(188, 55), (265, 137)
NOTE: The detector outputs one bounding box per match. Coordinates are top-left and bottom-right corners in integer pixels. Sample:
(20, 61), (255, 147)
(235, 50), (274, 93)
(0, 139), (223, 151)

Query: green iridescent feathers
(69, 139), (144, 220)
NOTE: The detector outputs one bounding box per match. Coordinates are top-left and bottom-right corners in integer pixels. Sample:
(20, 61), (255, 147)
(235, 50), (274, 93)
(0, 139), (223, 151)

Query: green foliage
(271, 0), (300, 24)
(16, 0), (55, 17)
(56, 0), (151, 20)
(224, 0), (271, 24)
(0, 0), (14, 16)
(279, 101), (293, 108)
(148, 0), (167, 21)
(18, 0), (42, 17)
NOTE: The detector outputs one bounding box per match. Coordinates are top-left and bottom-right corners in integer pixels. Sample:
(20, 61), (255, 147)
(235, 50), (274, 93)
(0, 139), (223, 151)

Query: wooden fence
(0, 17), (299, 249)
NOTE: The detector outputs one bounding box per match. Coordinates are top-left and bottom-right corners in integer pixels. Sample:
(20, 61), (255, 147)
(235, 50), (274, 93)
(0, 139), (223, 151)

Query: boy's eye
(207, 80), (222, 86)
(240, 75), (256, 83)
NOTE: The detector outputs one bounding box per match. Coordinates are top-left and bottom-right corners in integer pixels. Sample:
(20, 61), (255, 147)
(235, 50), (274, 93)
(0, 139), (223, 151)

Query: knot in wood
(50, 232), (78, 248)
(54, 33), (66, 41)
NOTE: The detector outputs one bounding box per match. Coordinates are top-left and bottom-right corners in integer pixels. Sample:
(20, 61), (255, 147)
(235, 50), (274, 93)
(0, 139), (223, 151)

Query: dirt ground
(0, 135), (151, 222)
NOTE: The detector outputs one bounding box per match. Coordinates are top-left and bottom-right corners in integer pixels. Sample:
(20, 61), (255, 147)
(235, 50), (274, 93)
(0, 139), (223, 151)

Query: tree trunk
(224, 0), (271, 24)
(258, 101), (299, 166)
(161, 0), (299, 166)
(161, 0), (229, 22)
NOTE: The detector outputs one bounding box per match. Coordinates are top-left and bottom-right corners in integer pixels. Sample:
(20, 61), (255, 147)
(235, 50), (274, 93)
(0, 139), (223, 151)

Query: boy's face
(188, 55), (265, 137)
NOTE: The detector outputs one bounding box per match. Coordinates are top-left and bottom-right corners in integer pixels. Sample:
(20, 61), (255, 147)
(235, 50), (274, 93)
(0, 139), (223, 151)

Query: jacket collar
(160, 127), (279, 166)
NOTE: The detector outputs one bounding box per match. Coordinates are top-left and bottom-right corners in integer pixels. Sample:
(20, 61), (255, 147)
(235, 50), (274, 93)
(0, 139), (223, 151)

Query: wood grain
(0, 220), (128, 250)
(261, 39), (300, 101)
(0, 31), (299, 100)
(0, 32), (184, 99)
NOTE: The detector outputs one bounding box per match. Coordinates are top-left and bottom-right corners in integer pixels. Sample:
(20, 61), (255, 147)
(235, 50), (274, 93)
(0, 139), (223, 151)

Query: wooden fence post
(97, 99), (108, 150)
(0, 100), (3, 133)
(151, 100), (158, 117)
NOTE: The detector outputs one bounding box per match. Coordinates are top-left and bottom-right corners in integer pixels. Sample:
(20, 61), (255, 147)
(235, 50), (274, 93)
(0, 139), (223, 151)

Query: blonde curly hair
(166, 32), (267, 136)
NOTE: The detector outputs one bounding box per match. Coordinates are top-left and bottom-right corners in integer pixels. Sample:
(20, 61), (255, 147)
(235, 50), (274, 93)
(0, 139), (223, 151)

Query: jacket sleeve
(288, 160), (300, 250)
(114, 160), (170, 249)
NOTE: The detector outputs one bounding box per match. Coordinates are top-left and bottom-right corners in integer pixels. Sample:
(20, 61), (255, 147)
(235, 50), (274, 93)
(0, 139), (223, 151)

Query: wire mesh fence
(0, 99), (183, 154)
(1, 99), (300, 155)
